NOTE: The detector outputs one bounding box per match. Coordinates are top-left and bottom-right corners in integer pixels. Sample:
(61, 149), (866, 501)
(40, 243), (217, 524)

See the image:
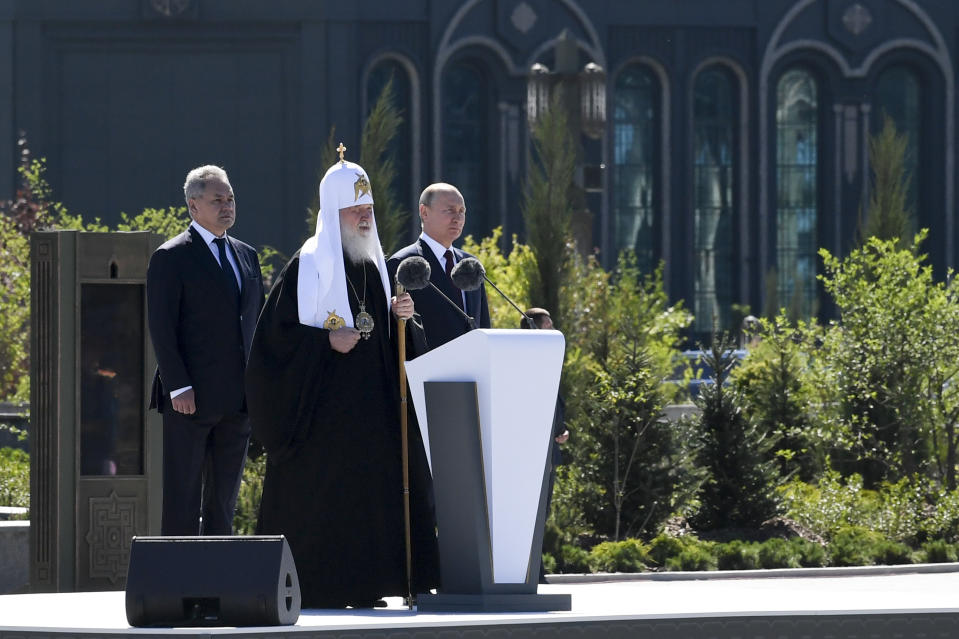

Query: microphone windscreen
(451, 257), (486, 291)
(396, 256), (431, 290)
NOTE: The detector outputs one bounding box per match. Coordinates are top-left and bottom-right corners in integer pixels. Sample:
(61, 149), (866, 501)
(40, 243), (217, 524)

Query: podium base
(416, 592), (571, 612)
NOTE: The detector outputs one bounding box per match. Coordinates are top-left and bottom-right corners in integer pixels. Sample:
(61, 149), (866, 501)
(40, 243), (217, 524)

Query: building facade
(0, 0), (955, 336)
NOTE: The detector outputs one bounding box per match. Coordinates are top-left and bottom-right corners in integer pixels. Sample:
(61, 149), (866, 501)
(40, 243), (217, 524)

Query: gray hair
(418, 182), (463, 208)
(183, 165), (230, 206)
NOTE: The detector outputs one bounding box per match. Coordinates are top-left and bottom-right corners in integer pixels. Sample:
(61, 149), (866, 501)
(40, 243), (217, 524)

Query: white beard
(341, 224), (380, 264)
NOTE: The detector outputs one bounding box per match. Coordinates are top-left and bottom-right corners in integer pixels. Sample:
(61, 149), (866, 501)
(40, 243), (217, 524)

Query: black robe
(245, 252), (438, 607)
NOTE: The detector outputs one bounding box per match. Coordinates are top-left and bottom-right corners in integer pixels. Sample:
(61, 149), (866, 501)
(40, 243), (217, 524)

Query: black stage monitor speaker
(125, 535), (300, 627)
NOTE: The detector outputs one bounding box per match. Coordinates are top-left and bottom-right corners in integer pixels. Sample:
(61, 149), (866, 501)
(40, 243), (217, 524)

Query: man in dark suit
(147, 165), (264, 536)
(387, 183), (490, 350)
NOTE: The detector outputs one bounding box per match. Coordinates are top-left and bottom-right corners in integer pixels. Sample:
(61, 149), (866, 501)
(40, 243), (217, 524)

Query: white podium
(405, 329), (571, 611)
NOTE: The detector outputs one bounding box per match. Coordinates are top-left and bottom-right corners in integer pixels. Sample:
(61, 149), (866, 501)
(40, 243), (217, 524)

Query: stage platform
(2, 564), (959, 638)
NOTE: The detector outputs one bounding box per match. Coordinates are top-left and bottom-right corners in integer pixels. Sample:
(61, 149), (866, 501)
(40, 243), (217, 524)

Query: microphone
(452, 258), (536, 329)
(449, 257), (485, 291)
(395, 256), (475, 330)
(395, 256), (431, 291)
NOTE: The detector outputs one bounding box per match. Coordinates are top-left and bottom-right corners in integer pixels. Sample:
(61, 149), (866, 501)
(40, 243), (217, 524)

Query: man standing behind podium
(387, 183), (490, 350)
(147, 165), (264, 535)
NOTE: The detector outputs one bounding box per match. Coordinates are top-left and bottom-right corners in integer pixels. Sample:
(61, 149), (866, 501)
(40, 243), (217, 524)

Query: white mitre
(297, 159), (391, 330)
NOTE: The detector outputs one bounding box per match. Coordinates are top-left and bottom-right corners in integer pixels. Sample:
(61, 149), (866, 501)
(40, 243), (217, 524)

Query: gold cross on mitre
(336, 142), (347, 163)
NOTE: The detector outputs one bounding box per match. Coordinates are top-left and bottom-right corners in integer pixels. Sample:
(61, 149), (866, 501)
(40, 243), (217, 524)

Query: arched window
(442, 60), (490, 239)
(612, 64), (660, 272)
(693, 66), (737, 335)
(366, 58), (414, 216)
(775, 68), (818, 319)
(876, 64), (920, 222)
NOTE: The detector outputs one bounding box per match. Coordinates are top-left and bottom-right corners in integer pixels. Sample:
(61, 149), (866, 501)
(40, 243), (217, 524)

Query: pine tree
(692, 334), (781, 530)
(521, 94), (576, 327)
(859, 114), (913, 249)
(569, 253), (701, 540)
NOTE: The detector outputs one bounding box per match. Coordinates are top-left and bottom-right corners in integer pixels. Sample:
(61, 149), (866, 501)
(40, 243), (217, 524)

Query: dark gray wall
(2, 0), (957, 329)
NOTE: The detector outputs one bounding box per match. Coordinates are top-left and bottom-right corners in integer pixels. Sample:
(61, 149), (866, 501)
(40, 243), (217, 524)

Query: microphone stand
(428, 282), (475, 329)
(483, 275), (536, 329)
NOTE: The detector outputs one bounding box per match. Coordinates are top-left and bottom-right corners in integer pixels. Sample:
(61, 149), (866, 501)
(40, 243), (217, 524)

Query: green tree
(692, 334), (781, 530)
(564, 253), (701, 540)
(732, 312), (823, 481)
(521, 95), (576, 329)
(818, 233), (959, 487)
(859, 115), (913, 249)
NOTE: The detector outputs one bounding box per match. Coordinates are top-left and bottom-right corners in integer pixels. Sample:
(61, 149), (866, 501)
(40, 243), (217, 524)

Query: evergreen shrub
(827, 526), (890, 566)
(587, 539), (649, 573)
(666, 545), (717, 572)
(756, 537), (801, 569)
(557, 544), (590, 573)
(919, 540), (958, 563)
(647, 533), (698, 568)
(790, 538), (828, 567)
(716, 540), (761, 571)
(872, 539), (914, 566)
(541, 553), (557, 574)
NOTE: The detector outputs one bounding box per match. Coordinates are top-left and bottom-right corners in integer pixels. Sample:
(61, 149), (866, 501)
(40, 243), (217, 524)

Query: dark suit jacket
(387, 238), (491, 351)
(147, 226), (264, 421)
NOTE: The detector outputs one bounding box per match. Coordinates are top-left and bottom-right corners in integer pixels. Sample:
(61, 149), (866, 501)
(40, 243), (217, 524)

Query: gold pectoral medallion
(324, 310), (346, 330)
(355, 304), (374, 340)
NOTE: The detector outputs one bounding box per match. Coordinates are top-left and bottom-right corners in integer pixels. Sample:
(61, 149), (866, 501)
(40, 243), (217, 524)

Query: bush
(919, 540), (958, 563)
(587, 539), (649, 573)
(541, 553), (557, 574)
(0, 447), (29, 514)
(557, 544), (590, 573)
(461, 229), (535, 330)
(666, 545), (717, 572)
(827, 526), (885, 566)
(647, 533), (694, 568)
(873, 539), (914, 566)
(780, 472), (931, 544)
(757, 538), (800, 569)
(0, 214), (30, 403)
(716, 540), (761, 570)
(647, 533), (716, 571)
(790, 538), (828, 567)
(919, 489), (959, 543)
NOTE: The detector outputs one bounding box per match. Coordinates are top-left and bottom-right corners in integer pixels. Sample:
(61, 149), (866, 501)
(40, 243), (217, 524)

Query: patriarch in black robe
(245, 158), (438, 608)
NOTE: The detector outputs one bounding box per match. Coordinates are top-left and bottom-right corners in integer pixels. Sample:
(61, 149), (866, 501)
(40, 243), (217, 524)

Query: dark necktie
(214, 238), (241, 300)
(444, 249), (463, 310)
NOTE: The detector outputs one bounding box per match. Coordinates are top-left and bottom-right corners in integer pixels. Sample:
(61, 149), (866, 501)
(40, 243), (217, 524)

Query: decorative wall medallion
(150, 0), (192, 18)
(842, 3), (873, 36)
(511, 2), (538, 34)
(85, 491), (136, 584)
